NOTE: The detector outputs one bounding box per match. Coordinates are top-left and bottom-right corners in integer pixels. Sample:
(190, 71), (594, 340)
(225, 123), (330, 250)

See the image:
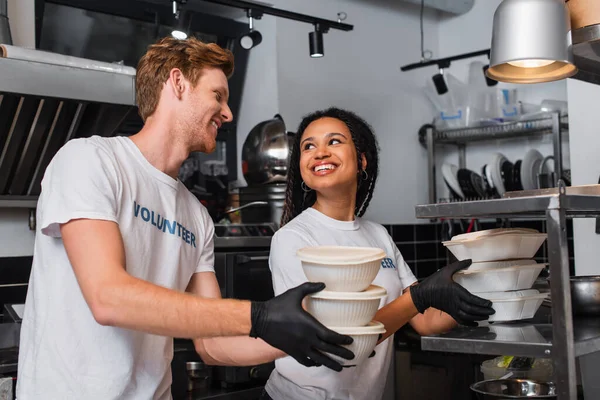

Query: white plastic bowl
(454, 263), (547, 293)
(325, 321), (386, 366)
(442, 233), (547, 262)
(306, 285), (387, 327)
(477, 290), (549, 322)
(297, 246), (386, 292)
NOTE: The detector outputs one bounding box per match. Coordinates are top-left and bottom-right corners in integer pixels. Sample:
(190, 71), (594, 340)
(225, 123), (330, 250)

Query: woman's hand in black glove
(409, 259), (495, 326)
(250, 282), (355, 372)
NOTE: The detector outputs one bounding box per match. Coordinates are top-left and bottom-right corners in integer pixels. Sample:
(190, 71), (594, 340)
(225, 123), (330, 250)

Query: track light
(171, 1), (188, 40)
(432, 69), (448, 95)
(309, 24), (328, 58)
(239, 11), (263, 50)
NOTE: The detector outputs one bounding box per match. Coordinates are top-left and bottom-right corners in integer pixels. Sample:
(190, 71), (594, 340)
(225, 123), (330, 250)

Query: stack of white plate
(297, 246), (388, 365)
(443, 229), (549, 322)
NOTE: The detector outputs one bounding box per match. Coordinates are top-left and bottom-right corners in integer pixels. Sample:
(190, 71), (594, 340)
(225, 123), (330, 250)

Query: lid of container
(296, 246), (386, 265)
(328, 321), (386, 335)
(451, 228), (540, 242)
(310, 285), (387, 300)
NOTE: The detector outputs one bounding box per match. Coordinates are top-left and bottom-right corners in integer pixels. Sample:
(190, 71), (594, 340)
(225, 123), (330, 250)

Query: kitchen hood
(572, 24), (600, 86)
(0, 45), (137, 207)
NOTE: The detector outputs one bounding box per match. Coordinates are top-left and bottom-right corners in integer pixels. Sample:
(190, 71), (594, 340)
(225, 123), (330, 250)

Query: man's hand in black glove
(409, 259), (495, 326)
(250, 282), (355, 372)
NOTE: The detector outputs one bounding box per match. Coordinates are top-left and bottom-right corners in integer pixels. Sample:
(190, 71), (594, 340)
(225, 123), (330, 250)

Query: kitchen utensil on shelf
(470, 379), (556, 399)
(537, 156), (555, 189)
(458, 168), (487, 199)
(241, 114), (294, 185)
(512, 160), (523, 191)
(442, 163), (464, 199)
(521, 149), (544, 191)
(500, 159), (515, 192)
(490, 153), (509, 196)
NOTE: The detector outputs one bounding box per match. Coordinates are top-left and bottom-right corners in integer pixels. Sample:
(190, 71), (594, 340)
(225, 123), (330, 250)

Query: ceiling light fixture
(171, 0), (188, 40)
(309, 24), (328, 58)
(239, 9), (263, 50)
(486, 0), (577, 84)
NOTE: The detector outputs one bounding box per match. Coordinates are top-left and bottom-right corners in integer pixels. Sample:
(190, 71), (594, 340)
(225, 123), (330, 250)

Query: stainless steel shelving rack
(414, 190), (600, 400)
(425, 111), (568, 205)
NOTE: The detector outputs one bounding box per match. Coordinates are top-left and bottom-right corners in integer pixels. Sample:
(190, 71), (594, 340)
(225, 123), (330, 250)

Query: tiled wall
(384, 220), (575, 280)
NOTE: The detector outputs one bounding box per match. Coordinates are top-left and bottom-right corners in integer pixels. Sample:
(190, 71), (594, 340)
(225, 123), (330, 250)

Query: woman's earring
(361, 170), (369, 181)
(301, 182), (312, 192)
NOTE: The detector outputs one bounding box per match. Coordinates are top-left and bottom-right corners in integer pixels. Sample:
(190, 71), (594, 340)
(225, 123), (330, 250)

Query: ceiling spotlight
(486, 0), (577, 83)
(171, 1), (188, 40)
(239, 10), (263, 50)
(309, 24), (328, 58)
(432, 69), (448, 95)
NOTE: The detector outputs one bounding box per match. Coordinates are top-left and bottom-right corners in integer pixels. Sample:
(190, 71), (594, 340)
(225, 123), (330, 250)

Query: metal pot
(570, 275), (600, 316)
(239, 184), (286, 225)
(241, 114), (294, 185)
(470, 379), (556, 399)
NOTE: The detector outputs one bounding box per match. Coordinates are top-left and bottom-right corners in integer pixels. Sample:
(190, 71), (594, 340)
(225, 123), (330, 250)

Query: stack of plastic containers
(296, 246), (388, 365)
(442, 228), (549, 322)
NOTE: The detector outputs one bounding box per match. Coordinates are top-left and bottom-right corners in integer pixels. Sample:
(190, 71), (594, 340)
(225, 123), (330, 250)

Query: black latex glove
(409, 259), (495, 326)
(250, 282), (355, 372)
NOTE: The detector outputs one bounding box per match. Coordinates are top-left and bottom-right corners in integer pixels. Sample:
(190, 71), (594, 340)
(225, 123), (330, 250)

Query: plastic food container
(477, 290), (549, 322)
(297, 246), (386, 292)
(306, 285), (387, 327)
(454, 263), (547, 293)
(443, 233), (547, 262)
(325, 321), (386, 366)
(451, 228), (539, 242)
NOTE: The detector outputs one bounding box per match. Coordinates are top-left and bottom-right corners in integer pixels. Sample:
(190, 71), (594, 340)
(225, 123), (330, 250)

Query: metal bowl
(570, 275), (600, 316)
(470, 379), (556, 399)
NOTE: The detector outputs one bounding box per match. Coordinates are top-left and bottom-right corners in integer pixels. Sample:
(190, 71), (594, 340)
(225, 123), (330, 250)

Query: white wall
(6, 0), (35, 48)
(236, 0), (440, 223)
(433, 0), (568, 200)
(0, 209), (35, 257)
(567, 79), (600, 276)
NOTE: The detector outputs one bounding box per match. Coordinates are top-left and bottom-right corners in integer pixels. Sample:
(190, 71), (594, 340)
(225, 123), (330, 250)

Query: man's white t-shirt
(17, 136), (215, 400)
(265, 207), (417, 400)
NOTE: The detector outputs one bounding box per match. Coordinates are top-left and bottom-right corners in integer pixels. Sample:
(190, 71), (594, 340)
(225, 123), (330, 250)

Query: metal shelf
(421, 317), (600, 358)
(415, 191), (599, 399)
(434, 114), (568, 144)
(415, 193), (600, 219)
(0, 196), (38, 208)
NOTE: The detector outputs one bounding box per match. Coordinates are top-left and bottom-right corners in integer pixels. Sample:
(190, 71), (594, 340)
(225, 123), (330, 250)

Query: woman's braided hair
(280, 107), (380, 226)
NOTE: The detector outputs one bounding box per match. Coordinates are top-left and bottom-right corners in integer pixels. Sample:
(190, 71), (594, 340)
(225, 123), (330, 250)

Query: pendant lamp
(486, 0), (577, 84)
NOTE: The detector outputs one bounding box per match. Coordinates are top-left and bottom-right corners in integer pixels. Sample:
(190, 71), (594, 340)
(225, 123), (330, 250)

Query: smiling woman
(280, 108), (379, 225)
(263, 107), (495, 400)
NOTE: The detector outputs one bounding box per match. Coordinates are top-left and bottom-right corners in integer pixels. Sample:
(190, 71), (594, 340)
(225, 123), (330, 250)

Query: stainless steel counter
(421, 316), (600, 358)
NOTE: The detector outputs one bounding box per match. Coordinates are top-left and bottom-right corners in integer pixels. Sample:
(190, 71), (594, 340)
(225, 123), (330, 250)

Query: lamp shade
(487, 0), (577, 84)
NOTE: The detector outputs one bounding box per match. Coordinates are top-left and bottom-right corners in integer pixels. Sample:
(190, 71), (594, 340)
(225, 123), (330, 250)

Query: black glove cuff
(249, 301), (264, 338)
(409, 285), (427, 314)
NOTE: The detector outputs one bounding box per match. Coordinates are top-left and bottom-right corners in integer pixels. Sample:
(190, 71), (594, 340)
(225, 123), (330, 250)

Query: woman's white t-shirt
(266, 207), (417, 400)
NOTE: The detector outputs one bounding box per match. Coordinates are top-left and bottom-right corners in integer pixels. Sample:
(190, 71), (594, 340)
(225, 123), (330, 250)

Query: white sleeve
(268, 229), (314, 296)
(39, 139), (121, 238)
(393, 244), (418, 290)
(196, 212), (215, 273)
